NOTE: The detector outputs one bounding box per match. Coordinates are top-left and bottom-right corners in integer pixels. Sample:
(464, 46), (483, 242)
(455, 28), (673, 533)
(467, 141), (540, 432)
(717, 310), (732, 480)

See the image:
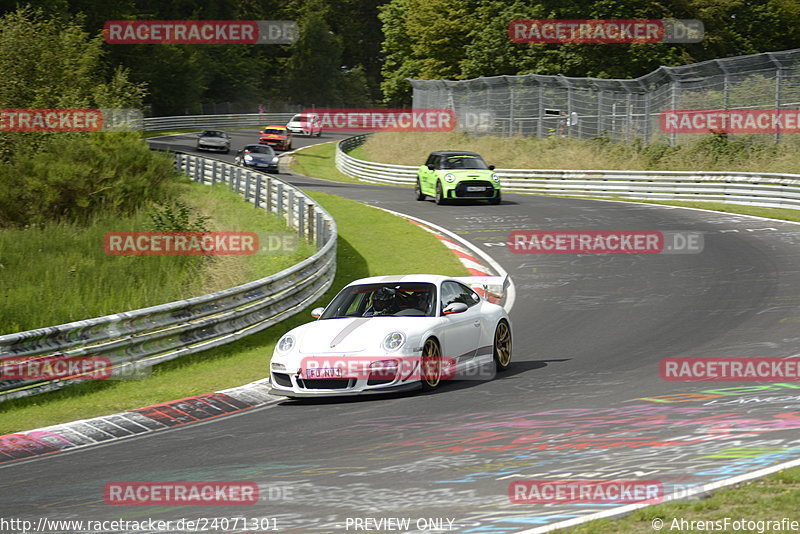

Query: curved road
(1, 131), (799, 533)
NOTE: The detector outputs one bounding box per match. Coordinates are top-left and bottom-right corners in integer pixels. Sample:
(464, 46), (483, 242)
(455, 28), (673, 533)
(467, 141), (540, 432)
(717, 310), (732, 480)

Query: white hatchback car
(286, 113), (322, 137)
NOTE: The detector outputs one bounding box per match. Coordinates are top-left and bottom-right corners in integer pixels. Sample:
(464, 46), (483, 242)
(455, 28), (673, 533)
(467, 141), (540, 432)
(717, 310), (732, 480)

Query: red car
(259, 125), (293, 151)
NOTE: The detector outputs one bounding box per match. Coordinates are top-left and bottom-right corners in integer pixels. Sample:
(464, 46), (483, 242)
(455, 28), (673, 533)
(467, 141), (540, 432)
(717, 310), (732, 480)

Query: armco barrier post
(297, 200), (305, 239)
(307, 204), (315, 243)
(245, 172), (252, 204)
(255, 176), (263, 209)
(288, 190), (295, 227)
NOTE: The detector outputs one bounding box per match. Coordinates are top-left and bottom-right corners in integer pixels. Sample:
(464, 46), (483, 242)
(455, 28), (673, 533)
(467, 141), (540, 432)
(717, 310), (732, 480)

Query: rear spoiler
(454, 274), (509, 304)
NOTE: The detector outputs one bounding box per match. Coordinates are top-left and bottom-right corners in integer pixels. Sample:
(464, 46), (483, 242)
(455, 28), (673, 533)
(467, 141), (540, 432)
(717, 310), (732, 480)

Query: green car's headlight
(445, 173), (455, 183)
(492, 173), (500, 182)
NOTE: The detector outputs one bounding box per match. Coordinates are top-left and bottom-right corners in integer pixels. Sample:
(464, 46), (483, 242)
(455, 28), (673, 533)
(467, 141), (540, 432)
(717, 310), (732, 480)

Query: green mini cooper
(415, 151), (501, 205)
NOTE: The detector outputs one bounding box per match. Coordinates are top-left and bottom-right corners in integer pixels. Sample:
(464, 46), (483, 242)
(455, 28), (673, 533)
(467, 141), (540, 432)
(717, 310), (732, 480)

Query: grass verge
(569, 468), (800, 533)
(289, 141), (364, 184)
(0, 180), (314, 333)
(0, 191), (468, 435)
(289, 139), (409, 187)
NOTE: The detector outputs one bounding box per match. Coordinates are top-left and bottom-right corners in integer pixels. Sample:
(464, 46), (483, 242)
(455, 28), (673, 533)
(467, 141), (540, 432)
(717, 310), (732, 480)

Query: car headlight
(244, 154), (254, 162)
(444, 173), (455, 183)
(382, 332), (406, 352)
(271, 157), (279, 165)
(492, 173), (500, 182)
(277, 334), (295, 353)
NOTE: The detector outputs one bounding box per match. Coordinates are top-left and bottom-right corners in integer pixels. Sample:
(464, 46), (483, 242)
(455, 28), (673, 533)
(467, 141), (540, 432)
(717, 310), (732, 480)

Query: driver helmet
(372, 287), (397, 312)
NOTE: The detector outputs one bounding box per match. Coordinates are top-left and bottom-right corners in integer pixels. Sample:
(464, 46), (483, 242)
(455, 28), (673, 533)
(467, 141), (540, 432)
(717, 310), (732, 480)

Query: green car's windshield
(441, 155), (489, 170)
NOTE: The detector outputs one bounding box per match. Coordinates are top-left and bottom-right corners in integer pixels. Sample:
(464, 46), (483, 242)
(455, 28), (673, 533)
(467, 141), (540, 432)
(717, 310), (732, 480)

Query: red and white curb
(377, 208), (515, 314)
(0, 379), (281, 466)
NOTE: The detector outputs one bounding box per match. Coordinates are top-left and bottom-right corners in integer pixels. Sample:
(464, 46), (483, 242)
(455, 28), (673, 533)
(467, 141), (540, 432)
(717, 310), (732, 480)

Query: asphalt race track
(2, 132), (799, 533)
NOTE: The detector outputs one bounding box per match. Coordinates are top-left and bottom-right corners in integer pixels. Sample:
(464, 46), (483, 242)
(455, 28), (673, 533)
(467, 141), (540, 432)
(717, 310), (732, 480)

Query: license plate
(467, 186), (486, 192)
(306, 368), (343, 379)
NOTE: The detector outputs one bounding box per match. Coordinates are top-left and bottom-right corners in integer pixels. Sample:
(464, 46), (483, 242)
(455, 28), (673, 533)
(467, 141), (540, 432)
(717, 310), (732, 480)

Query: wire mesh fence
(410, 48), (800, 145)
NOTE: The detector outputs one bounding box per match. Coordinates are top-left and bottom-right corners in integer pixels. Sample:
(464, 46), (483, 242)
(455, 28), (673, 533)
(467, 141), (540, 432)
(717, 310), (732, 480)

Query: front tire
(435, 181), (448, 205)
(420, 338), (443, 391)
(489, 191), (501, 205)
(415, 179), (426, 201)
(493, 321), (512, 372)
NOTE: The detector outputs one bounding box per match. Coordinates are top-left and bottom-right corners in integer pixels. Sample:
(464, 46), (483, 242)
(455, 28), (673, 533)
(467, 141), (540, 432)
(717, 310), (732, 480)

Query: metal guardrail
(0, 154), (337, 402)
(143, 113), (296, 132)
(335, 135), (800, 210)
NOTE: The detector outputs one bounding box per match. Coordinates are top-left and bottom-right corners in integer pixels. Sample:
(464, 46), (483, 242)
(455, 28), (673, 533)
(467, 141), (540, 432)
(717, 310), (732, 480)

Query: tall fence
(336, 135), (800, 210)
(0, 154), (337, 402)
(410, 48), (800, 145)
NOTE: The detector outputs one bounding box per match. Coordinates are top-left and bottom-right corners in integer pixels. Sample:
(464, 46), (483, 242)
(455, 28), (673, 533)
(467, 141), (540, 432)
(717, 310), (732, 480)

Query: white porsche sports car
(269, 274), (512, 397)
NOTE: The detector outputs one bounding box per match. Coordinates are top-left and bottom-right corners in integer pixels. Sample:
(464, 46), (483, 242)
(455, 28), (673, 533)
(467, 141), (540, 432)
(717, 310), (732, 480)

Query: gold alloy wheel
(421, 338), (442, 390)
(494, 321), (512, 369)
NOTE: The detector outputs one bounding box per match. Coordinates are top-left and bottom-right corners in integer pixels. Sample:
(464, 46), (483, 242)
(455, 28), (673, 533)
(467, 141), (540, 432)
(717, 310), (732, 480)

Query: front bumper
(242, 161), (278, 171)
(269, 381), (420, 398)
(447, 180), (500, 199)
(197, 144), (228, 152)
(269, 357), (424, 397)
(259, 139), (289, 149)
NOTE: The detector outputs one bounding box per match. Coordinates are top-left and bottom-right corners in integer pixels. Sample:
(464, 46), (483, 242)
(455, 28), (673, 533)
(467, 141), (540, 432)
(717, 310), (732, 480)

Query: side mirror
(311, 307), (325, 319)
(443, 302), (468, 315)
(488, 164), (495, 170)
(426, 163), (434, 170)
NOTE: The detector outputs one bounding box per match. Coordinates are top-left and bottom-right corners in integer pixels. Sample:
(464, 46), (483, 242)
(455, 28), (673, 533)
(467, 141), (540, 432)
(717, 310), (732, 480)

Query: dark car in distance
(234, 144), (279, 173)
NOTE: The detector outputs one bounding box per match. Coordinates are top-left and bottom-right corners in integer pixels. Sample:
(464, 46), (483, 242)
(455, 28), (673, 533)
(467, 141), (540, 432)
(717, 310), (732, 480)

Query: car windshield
(262, 129), (285, 135)
(320, 282), (437, 319)
(291, 114), (313, 122)
(201, 131), (225, 138)
(440, 155), (489, 170)
(244, 146), (273, 155)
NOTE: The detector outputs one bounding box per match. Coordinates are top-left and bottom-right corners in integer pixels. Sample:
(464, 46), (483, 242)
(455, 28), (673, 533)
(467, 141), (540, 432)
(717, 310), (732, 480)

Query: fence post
(287, 189), (295, 228)
(277, 183), (284, 216)
(245, 172), (252, 204)
(297, 197), (305, 239)
(537, 81), (544, 138)
(255, 176), (263, 209)
(307, 204), (315, 243)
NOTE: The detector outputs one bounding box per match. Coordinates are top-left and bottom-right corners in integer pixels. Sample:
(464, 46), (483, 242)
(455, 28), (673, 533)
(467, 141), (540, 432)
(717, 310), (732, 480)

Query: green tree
(283, 2), (345, 106)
